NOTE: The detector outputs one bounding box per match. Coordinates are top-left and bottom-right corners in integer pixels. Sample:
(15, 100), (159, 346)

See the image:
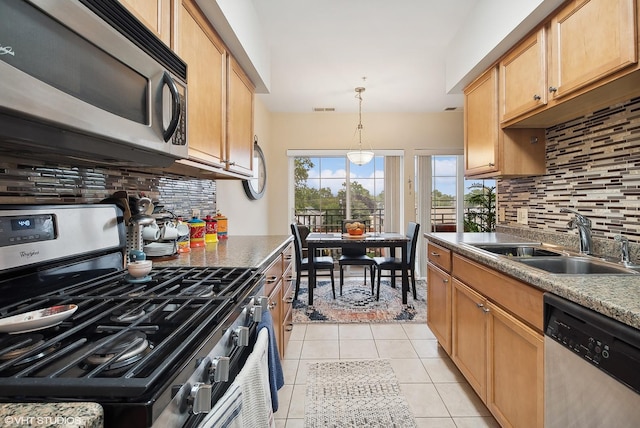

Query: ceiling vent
(313, 107), (335, 112)
(444, 107), (459, 111)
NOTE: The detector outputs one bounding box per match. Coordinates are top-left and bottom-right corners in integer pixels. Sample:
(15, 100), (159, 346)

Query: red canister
(205, 215), (218, 243)
(188, 216), (206, 248)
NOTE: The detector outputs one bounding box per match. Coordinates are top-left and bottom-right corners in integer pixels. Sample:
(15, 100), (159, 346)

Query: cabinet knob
(266, 275), (278, 283)
(476, 302), (484, 308)
(442, 278), (449, 283)
(482, 307), (490, 313)
(548, 86), (558, 93)
(430, 252), (440, 257)
(533, 94), (541, 101)
(488, 162), (495, 167)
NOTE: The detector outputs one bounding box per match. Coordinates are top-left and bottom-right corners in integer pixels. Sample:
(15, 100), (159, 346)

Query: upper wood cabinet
(171, 0), (255, 178)
(464, 67), (546, 178)
(120, 0), (173, 47)
(176, 0), (226, 168)
(499, 28), (548, 123)
(549, 0), (637, 101)
(226, 56), (255, 176)
(499, 0), (640, 128)
(464, 67), (500, 176)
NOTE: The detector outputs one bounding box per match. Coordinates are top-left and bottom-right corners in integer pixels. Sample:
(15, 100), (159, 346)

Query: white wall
(261, 110), (464, 235)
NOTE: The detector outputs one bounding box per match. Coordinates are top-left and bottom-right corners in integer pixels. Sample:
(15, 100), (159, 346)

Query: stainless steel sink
(469, 244), (563, 257)
(511, 256), (638, 275)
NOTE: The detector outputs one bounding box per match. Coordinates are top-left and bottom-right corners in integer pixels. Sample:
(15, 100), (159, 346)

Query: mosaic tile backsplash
(499, 97), (640, 259)
(0, 156), (216, 219)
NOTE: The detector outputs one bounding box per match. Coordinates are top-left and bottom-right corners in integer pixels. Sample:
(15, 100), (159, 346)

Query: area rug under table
(292, 278), (426, 323)
(304, 359), (417, 428)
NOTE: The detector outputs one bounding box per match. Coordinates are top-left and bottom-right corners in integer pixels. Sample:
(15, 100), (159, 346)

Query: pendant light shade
(347, 86), (374, 166)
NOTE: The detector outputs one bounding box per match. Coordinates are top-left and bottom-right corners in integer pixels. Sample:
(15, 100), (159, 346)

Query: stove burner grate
(84, 331), (152, 373)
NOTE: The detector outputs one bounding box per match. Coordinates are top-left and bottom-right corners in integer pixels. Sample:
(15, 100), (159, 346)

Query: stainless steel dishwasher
(544, 294), (640, 428)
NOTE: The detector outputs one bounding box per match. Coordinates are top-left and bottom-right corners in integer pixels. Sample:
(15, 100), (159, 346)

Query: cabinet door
(464, 67), (499, 176)
(427, 263), (452, 355)
(452, 279), (487, 401)
(226, 56), (254, 176)
(120, 0), (172, 46)
(500, 28), (547, 123)
(268, 279), (283, 357)
(281, 264), (295, 359)
(177, 0), (226, 167)
(487, 302), (544, 428)
(549, 0), (637, 100)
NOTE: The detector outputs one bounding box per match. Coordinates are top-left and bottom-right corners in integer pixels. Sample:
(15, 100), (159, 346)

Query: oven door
(0, 0), (187, 167)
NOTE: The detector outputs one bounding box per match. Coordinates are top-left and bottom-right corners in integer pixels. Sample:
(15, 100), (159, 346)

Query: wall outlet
(517, 208), (528, 225)
(498, 206), (506, 223)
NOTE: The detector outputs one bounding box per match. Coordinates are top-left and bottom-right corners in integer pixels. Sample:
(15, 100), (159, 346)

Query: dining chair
(338, 219), (376, 296)
(290, 223), (336, 300)
(373, 222), (420, 301)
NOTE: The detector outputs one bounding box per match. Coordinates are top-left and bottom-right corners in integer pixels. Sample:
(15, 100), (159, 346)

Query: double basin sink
(467, 243), (639, 275)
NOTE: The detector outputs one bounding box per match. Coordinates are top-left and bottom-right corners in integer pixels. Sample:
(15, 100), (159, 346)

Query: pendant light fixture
(347, 86), (374, 166)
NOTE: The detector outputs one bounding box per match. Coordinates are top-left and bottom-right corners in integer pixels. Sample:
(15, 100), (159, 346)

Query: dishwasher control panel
(544, 293), (640, 395)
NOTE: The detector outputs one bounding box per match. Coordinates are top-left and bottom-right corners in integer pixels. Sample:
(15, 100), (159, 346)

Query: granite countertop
(151, 235), (293, 271)
(0, 403), (102, 428)
(425, 232), (640, 330)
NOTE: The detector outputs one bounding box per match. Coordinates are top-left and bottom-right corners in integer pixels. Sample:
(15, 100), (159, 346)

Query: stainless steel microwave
(0, 0), (188, 167)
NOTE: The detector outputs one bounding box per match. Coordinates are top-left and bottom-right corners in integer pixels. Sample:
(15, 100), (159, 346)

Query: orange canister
(205, 215), (218, 243)
(215, 211), (227, 240)
(188, 216), (206, 248)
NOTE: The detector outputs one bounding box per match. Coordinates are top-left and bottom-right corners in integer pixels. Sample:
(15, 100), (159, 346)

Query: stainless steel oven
(0, 204), (267, 428)
(0, 0), (187, 167)
(544, 293), (640, 428)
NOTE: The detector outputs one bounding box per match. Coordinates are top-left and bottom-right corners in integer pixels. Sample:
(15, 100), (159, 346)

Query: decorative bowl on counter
(127, 260), (152, 278)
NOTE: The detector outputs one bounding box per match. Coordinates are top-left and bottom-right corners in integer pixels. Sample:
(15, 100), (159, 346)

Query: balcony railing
(294, 208), (384, 233)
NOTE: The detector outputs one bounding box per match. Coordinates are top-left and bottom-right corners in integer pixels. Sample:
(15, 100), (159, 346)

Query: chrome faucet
(560, 208), (593, 255)
(614, 235), (631, 265)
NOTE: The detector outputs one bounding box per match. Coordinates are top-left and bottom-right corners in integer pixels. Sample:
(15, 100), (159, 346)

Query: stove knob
(233, 326), (249, 347)
(208, 356), (230, 383)
(255, 296), (268, 312)
(250, 304), (263, 323)
(188, 382), (212, 414)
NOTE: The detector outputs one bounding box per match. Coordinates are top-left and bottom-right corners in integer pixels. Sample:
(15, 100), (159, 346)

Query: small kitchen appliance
(0, 204), (266, 428)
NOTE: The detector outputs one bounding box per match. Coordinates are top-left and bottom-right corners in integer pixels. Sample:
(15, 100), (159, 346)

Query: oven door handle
(162, 71), (181, 142)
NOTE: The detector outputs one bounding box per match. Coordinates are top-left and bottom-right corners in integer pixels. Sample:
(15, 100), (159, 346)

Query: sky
(304, 156), (385, 196)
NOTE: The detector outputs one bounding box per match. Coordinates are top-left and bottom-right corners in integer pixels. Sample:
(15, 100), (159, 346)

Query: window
(293, 155), (385, 233)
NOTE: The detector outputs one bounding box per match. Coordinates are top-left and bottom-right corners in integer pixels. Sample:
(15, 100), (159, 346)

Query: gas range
(0, 205), (265, 427)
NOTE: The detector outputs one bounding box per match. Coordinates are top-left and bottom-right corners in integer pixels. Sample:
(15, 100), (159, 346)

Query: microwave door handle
(162, 72), (181, 142)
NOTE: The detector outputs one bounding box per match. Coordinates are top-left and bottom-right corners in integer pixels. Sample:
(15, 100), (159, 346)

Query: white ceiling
(251, 0), (479, 113)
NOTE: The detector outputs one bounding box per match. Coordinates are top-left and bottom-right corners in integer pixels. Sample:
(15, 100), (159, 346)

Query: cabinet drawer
(283, 241), (294, 266)
(264, 255), (283, 297)
(282, 264), (294, 302)
(427, 241), (452, 272)
(452, 254), (544, 332)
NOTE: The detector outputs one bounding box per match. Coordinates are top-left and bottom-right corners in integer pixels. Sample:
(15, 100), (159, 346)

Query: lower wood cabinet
(424, 249), (546, 428)
(427, 262), (452, 355)
(262, 241), (294, 359)
(487, 299), (544, 428)
(452, 279), (488, 401)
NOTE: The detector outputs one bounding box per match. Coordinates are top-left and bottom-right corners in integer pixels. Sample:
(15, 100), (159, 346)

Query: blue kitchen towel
(257, 309), (285, 412)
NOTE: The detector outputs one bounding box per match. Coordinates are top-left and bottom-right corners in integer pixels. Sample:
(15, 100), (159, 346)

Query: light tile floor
(274, 323), (499, 428)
